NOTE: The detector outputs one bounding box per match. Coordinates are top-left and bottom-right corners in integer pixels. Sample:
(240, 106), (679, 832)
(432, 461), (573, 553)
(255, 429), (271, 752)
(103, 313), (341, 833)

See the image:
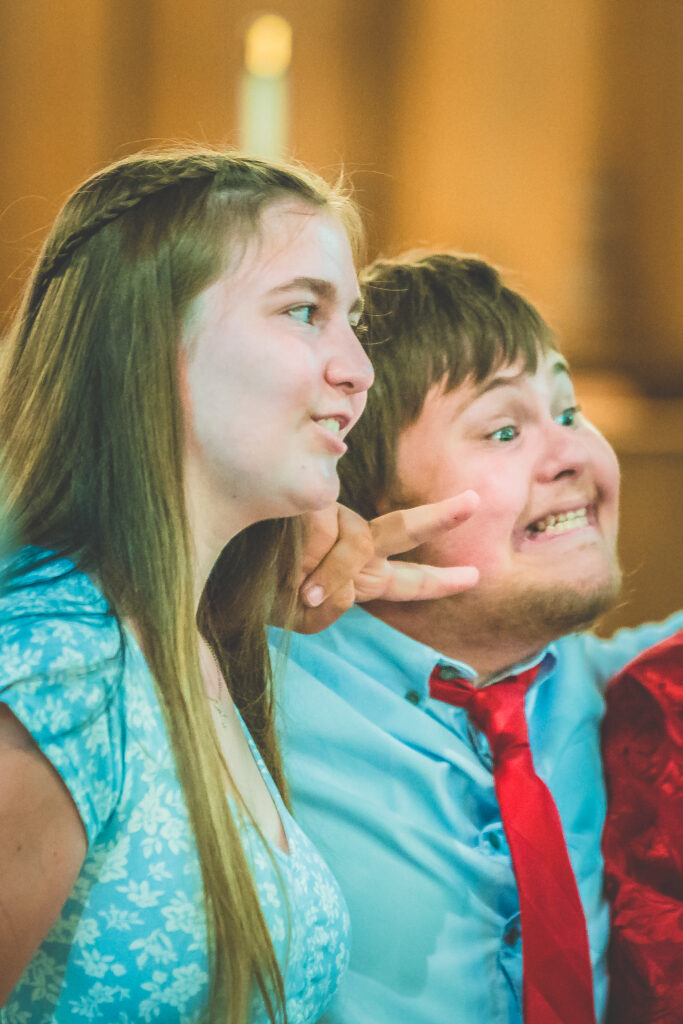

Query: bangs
(358, 253), (556, 429)
(438, 285), (555, 394)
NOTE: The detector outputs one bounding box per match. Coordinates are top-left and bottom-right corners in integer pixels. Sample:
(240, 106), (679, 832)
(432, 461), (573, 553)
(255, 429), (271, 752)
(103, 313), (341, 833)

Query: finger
(355, 560), (480, 604)
(299, 505), (344, 580)
(300, 505), (374, 609)
(370, 491), (480, 558)
(293, 581), (357, 634)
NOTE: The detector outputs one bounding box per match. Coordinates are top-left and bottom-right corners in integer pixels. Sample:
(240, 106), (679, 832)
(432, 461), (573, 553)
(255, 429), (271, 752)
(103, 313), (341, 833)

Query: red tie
(429, 664), (597, 1024)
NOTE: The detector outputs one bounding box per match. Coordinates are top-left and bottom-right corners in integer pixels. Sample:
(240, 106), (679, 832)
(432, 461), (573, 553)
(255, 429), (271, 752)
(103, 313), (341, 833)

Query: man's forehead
(473, 352), (570, 396)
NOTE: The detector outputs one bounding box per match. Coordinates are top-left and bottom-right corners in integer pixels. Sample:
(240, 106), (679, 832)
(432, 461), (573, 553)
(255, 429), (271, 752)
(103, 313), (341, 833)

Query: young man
(270, 253), (683, 1024)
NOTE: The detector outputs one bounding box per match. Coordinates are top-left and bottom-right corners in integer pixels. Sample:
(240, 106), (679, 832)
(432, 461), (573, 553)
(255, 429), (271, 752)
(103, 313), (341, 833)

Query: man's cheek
(433, 526), (489, 572)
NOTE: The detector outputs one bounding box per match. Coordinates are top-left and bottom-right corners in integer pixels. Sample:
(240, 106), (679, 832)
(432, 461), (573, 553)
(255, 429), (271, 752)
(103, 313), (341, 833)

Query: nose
(324, 323), (374, 396)
(535, 419), (588, 482)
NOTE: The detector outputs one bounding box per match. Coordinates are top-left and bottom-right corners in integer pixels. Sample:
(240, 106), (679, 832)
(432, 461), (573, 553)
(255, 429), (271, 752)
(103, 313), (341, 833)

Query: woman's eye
(488, 424), (519, 442)
(555, 405), (581, 427)
(288, 304), (317, 325)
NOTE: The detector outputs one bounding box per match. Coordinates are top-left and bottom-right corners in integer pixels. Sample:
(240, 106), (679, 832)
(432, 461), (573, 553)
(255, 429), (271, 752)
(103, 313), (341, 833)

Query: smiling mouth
(526, 505), (592, 538)
(311, 415), (349, 454)
(316, 417), (342, 435)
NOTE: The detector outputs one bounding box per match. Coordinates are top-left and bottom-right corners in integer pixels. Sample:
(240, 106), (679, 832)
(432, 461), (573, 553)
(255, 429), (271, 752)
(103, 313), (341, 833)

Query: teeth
(318, 418), (341, 434)
(530, 507), (589, 535)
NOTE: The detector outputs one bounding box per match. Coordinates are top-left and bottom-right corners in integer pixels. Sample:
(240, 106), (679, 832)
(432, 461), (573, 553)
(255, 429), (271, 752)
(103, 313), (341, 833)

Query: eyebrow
(475, 356), (572, 398)
(551, 357), (571, 378)
(267, 276), (364, 317)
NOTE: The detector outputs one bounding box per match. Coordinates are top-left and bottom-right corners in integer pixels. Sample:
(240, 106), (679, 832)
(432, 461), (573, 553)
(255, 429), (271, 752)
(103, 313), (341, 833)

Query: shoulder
(0, 546), (111, 619)
(0, 548), (130, 839)
(273, 605), (397, 674)
(609, 628), (683, 689)
(554, 612), (683, 693)
(0, 547), (121, 676)
(603, 628), (683, 753)
(271, 608), (375, 715)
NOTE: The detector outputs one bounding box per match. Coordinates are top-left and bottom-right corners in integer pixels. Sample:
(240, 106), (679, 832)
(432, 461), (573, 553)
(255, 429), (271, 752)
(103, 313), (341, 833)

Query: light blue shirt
(270, 606), (683, 1024)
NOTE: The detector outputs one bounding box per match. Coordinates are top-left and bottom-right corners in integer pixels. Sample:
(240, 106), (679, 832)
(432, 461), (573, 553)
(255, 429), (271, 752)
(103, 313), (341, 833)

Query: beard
(452, 558), (623, 653)
(366, 541), (623, 675)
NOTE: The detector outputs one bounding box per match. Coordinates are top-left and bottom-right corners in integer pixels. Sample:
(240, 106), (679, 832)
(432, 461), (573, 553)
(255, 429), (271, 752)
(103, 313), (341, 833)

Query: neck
(184, 457), (255, 606)
(364, 596), (548, 681)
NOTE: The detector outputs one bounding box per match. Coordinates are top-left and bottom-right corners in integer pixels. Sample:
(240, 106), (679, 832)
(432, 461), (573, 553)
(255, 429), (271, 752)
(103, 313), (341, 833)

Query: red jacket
(602, 629), (683, 1024)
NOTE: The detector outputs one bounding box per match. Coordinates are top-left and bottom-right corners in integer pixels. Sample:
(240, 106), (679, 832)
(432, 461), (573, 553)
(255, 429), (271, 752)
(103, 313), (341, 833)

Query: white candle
(239, 14), (292, 160)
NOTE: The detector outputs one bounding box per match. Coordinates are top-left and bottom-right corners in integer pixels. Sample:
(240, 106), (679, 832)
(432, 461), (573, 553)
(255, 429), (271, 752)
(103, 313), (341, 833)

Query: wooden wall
(1, 0), (680, 631)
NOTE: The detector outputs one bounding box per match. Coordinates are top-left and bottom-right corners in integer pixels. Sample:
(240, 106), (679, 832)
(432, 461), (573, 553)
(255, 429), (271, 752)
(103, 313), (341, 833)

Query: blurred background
(1, 0), (680, 632)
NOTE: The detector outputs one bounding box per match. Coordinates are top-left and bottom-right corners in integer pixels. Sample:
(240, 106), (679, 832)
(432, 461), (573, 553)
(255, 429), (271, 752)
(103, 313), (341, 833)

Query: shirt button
(437, 665), (461, 680)
(405, 689), (421, 705)
(503, 924), (521, 947)
(479, 823), (507, 854)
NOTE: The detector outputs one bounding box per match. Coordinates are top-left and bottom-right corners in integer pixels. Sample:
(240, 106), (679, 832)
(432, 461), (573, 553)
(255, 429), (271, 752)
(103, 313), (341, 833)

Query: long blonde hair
(0, 148), (361, 1022)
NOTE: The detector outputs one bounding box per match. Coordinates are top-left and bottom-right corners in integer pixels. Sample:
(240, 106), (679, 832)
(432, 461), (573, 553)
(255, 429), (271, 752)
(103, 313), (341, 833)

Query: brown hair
(0, 147), (361, 1022)
(339, 251), (555, 519)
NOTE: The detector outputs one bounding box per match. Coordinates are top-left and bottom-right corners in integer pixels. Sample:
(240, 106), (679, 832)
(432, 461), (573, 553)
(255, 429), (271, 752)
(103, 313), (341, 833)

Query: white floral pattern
(0, 551), (350, 1023)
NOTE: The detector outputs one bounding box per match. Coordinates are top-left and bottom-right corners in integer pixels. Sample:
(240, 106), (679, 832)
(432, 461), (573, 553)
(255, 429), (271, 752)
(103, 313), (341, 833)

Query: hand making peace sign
(286, 491), (480, 634)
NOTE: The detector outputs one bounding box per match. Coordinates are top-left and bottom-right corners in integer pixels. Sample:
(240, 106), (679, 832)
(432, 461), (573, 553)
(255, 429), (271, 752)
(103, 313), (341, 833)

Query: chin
(469, 559), (623, 648)
(521, 566), (623, 639)
(541, 576), (622, 633)
(287, 480), (341, 517)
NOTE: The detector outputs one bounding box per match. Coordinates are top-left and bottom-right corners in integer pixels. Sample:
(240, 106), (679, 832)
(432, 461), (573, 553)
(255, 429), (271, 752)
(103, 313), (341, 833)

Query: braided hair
(1, 146), (361, 1023)
(26, 151), (355, 329)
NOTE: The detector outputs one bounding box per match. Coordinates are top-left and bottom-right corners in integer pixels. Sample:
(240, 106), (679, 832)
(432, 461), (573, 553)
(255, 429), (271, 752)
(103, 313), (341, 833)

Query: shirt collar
(483, 649), (556, 688)
(329, 605), (557, 704)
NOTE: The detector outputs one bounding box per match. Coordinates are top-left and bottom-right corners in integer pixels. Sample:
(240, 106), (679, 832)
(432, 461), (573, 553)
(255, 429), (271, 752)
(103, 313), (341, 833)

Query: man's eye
(489, 424), (519, 442)
(555, 405), (581, 427)
(288, 304), (317, 324)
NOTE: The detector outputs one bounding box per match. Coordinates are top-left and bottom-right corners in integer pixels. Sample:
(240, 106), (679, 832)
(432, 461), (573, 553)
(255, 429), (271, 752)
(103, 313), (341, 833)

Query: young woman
(0, 148), (373, 1024)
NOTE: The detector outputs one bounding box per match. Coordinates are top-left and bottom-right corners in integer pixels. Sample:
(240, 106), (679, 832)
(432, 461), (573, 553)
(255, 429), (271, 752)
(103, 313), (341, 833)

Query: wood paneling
(0, 0), (111, 322)
(384, 0), (602, 362)
(594, 0), (683, 396)
(597, 451), (683, 635)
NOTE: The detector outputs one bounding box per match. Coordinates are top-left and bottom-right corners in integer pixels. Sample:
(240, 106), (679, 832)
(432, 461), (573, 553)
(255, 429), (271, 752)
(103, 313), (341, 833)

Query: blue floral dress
(0, 550), (350, 1023)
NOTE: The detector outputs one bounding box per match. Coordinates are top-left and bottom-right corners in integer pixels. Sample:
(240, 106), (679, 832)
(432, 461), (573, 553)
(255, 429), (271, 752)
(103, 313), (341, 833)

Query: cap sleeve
(0, 556), (126, 843)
